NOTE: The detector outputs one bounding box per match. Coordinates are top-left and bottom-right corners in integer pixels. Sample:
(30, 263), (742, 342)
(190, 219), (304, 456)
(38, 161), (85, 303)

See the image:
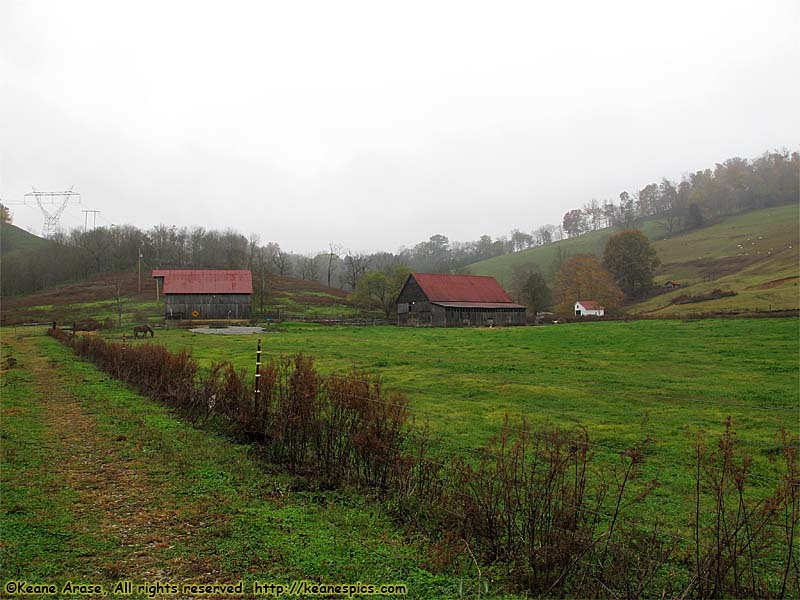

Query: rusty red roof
(152, 270), (253, 294)
(411, 273), (517, 304)
(577, 300), (604, 310)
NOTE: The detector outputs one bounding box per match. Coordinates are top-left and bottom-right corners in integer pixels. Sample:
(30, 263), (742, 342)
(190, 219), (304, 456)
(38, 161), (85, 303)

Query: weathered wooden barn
(152, 269), (253, 320)
(396, 273), (526, 327)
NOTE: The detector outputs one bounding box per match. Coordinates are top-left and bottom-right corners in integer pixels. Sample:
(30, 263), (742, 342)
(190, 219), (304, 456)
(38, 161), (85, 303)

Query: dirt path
(2, 335), (461, 599)
(13, 337), (205, 580)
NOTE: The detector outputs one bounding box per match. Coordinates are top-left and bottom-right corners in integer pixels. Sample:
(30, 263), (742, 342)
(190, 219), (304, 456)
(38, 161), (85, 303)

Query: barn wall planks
(164, 293), (251, 319)
(437, 305), (526, 327)
(396, 276), (434, 326)
(398, 303), (526, 327)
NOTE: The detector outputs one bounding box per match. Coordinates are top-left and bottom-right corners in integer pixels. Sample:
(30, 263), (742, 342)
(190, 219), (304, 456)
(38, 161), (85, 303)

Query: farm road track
(4, 336), (229, 582)
(2, 335), (451, 599)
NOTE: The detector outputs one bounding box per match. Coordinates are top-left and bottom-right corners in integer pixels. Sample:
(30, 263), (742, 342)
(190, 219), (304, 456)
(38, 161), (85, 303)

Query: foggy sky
(1, 0), (798, 254)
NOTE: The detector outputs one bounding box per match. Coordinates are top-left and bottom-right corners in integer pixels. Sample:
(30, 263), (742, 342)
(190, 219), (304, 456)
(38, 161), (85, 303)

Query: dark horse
(133, 324), (154, 338)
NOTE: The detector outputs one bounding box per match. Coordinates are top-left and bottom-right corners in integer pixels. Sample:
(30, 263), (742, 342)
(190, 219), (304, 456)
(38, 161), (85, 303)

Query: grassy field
(467, 204), (799, 314)
(3, 318), (797, 596)
(0, 271), (366, 326)
(147, 319), (799, 525)
(1, 334), (491, 599)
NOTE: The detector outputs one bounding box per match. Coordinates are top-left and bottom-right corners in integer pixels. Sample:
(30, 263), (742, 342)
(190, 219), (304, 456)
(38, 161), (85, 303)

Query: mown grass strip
(0, 353), (114, 580)
(1, 336), (477, 599)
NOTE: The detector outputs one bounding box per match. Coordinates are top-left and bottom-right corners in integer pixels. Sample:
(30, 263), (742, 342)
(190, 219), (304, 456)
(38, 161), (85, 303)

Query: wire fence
(8, 321), (53, 339)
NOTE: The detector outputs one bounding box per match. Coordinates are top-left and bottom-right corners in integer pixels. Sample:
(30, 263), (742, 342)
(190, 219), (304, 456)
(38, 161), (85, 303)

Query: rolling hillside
(0, 222), (51, 258)
(0, 271), (362, 326)
(467, 204), (799, 314)
(467, 217), (667, 286)
(629, 204), (799, 314)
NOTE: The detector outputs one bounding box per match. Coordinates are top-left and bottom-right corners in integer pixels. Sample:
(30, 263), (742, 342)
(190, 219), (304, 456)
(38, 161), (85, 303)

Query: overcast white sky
(1, 0), (798, 254)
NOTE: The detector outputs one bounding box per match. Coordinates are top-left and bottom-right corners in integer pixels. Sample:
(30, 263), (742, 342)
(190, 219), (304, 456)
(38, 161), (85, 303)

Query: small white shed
(575, 300), (604, 317)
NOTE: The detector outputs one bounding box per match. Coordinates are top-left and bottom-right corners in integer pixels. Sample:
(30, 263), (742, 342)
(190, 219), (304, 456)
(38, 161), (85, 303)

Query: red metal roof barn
(396, 273), (526, 327)
(152, 270), (252, 320)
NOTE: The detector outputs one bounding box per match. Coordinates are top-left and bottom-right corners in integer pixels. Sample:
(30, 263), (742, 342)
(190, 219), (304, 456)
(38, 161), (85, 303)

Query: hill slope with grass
(266, 275), (362, 317)
(0, 271), (161, 325)
(468, 204), (799, 313)
(467, 218), (668, 286)
(0, 221), (51, 256)
(0, 270), (362, 326)
(629, 203), (799, 314)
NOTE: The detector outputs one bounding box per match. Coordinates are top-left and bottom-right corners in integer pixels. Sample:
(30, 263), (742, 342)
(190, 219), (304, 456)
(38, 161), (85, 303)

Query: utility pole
(82, 210), (100, 233)
(138, 243), (143, 293)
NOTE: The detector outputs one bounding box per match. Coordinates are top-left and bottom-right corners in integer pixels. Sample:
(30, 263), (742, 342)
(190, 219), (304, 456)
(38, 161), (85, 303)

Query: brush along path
(0, 336), (466, 598)
(21, 339), (200, 580)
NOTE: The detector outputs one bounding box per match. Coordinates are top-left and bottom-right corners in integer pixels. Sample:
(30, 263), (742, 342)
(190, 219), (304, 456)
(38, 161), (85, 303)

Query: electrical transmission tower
(23, 188), (81, 237)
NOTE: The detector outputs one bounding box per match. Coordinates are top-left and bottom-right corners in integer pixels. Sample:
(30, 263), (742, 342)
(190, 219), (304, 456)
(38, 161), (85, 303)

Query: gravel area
(189, 326), (265, 335)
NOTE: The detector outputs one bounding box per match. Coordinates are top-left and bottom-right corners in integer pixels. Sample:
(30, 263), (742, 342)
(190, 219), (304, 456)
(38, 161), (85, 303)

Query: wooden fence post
(121, 333), (126, 374)
(254, 338), (262, 404)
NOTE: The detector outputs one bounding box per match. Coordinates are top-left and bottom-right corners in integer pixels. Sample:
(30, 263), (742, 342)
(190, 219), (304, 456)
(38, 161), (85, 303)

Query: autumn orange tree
(554, 254), (623, 314)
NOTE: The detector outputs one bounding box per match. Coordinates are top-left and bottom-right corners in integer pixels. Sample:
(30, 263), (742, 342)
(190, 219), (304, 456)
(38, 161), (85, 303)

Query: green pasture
(1, 335), (478, 599)
(149, 318), (800, 523)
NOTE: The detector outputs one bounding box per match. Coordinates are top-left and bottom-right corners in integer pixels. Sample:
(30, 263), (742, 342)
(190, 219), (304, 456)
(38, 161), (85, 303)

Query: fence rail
(10, 321), (54, 339)
(263, 312), (391, 326)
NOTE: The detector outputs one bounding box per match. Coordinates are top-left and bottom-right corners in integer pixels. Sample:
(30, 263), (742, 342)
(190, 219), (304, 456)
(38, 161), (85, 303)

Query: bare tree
(510, 229), (534, 251)
(267, 242), (291, 276)
(326, 242), (341, 287)
(533, 225), (553, 246)
(247, 233), (261, 269)
(297, 255), (318, 280)
(249, 246), (272, 314)
(343, 251), (369, 291)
